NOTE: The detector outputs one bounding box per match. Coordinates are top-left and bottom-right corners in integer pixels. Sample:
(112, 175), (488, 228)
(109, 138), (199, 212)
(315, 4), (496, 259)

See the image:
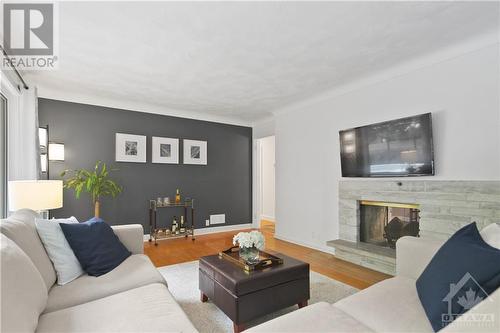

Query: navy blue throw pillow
(60, 217), (131, 277)
(416, 222), (500, 331)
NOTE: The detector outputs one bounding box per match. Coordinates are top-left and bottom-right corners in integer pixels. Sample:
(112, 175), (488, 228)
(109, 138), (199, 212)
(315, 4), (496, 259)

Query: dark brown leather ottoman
(199, 252), (310, 333)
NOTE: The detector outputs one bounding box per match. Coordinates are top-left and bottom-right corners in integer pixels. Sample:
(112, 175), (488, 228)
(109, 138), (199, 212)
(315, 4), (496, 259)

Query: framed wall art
(115, 133), (147, 163)
(183, 139), (207, 165)
(152, 136), (179, 164)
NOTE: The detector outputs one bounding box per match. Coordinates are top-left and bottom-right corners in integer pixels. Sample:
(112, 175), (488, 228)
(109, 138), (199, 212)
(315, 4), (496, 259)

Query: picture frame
(152, 136), (179, 164)
(183, 139), (207, 165)
(115, 133), (147, 163)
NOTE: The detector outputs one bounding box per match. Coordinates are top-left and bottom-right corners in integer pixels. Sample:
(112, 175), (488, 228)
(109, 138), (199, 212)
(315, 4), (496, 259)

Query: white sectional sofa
(0, 209), (198, 333)
(248, 236), (500, 333)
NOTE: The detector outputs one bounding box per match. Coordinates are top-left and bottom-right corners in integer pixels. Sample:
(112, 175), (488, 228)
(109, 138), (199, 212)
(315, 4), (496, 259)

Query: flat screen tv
(339, 113), (434, 177)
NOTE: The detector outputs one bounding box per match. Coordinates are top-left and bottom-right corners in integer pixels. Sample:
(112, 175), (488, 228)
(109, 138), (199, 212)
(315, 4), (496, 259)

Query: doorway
(254, 135), (275, 231)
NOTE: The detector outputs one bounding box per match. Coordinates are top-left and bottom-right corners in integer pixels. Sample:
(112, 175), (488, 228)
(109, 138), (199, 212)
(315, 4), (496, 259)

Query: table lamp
(8, 180), (63, 218)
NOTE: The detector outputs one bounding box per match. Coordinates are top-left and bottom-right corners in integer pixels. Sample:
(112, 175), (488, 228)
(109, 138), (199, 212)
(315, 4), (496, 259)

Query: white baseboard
(274, 233), (336, 255)
(143, 223), (254, 242)
(195, 223), (254, 235)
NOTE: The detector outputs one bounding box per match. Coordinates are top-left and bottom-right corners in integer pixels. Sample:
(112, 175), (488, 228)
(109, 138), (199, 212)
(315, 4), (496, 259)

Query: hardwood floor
(144, 221), (391, 290)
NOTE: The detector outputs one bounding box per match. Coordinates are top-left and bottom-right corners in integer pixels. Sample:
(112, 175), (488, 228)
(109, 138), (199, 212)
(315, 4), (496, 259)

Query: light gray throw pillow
(35, 217), (85, 285)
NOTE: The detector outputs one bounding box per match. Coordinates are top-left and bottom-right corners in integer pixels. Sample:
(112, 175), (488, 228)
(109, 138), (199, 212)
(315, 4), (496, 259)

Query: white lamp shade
(49, 143), (65, 161)
(8, 180), (63, 211)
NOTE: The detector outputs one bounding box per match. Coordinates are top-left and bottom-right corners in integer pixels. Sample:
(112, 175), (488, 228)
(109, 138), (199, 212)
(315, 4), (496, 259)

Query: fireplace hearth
(359, 200), (420, 249)
(327, 180), (500, 275)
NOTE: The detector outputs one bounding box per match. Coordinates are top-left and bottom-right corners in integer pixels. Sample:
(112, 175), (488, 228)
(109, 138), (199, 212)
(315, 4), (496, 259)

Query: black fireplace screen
(359, 201), (420, 248)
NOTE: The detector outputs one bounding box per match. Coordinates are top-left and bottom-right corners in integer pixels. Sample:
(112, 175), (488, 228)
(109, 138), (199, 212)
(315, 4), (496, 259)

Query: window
(0, 93), (7, 218)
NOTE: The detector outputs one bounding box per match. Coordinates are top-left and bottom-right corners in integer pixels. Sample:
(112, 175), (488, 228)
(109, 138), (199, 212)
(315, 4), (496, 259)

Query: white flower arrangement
(233, 231), (265, 250)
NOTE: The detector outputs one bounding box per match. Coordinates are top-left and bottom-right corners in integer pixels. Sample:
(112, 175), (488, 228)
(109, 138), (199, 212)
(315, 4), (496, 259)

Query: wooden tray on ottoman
(219, 246), (283, 272)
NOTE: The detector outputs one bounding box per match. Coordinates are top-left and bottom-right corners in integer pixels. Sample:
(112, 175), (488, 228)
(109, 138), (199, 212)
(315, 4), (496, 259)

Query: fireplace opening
(359, 201), (420, 249)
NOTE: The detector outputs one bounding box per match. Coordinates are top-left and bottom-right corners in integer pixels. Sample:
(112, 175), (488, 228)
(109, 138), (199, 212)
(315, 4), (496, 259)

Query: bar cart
(148, 199), (195, 245)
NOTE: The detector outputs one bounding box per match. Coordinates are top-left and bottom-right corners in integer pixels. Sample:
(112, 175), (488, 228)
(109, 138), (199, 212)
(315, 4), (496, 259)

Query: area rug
(158, 261), (358, 333)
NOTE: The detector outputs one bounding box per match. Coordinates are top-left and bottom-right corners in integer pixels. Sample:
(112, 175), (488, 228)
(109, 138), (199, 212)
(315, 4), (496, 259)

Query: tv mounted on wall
(339, 113), (434, 177)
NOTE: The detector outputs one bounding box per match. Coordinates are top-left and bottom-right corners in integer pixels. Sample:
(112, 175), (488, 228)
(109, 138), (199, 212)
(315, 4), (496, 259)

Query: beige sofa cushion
(0, 209), (57, 289)
(111, 224), (144, 254)
(247, 301), (374, 332)
(45, 254), (167, 313)
(396, 236), (445, 280)
(1, 234), (48, 333)
(334, 276), (433, 333)
(37, 283), (198, 333)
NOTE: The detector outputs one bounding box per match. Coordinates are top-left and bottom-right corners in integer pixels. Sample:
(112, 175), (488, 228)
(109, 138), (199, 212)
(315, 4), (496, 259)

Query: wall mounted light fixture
(49, 142), (65, 161)
(40, 154), (48, 172)
(39, 126), (49, 178)
(38, 127), (48, 148)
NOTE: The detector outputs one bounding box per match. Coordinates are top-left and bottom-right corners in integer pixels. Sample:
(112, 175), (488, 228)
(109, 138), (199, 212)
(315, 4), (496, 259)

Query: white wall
(260, 136), (275, 221)
(274, 44), (500, 253)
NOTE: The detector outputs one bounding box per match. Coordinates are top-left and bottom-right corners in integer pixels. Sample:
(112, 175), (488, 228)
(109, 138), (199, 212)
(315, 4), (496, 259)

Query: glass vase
(239, 246), (260, 264)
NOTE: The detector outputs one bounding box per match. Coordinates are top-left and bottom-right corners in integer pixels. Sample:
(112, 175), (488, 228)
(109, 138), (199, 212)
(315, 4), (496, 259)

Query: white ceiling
(26, 1), (499, 123)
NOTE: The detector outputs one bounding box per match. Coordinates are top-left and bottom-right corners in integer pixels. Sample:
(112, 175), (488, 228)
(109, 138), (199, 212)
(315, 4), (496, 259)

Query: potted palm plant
(60, 161), (122, 218)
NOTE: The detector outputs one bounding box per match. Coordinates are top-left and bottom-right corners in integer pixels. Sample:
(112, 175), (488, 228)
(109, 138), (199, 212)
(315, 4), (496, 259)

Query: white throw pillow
(35, 217), (85, 285)
(480, 222), (500, 249)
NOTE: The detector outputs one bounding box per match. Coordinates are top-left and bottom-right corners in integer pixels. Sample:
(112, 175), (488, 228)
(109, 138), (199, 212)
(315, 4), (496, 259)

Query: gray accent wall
(38, 98), (252, 233)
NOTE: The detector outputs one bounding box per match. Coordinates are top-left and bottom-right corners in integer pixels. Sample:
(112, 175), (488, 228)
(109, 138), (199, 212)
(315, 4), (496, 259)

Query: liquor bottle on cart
(175, 189), (181, 204)
(180, 216), (186, 233)
(171, 216), (178, 234)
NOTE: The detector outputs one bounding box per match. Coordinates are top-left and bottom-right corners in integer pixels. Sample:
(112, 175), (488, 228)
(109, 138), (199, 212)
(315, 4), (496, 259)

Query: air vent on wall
(209, 214), (225, 225)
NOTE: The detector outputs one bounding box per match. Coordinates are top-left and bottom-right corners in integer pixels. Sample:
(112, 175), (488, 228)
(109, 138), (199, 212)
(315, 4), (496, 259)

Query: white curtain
(7, 86), (39, 181)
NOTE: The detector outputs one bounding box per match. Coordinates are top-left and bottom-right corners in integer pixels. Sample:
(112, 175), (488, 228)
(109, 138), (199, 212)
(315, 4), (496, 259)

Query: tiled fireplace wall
(339, 181), (500, 242)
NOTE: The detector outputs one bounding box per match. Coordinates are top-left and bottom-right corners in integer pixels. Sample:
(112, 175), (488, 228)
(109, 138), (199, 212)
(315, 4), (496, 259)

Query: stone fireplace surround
(327, 180), (500, 275)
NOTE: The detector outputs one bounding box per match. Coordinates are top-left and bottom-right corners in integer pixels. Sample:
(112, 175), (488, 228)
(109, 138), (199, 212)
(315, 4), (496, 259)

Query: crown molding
(34, 85), (252, 127)
(272, 30), (499, 117)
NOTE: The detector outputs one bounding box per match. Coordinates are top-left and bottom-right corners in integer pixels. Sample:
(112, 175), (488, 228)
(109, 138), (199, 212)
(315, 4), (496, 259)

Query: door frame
(252, 135), (276, 228)
(252, 138), (262, 227)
